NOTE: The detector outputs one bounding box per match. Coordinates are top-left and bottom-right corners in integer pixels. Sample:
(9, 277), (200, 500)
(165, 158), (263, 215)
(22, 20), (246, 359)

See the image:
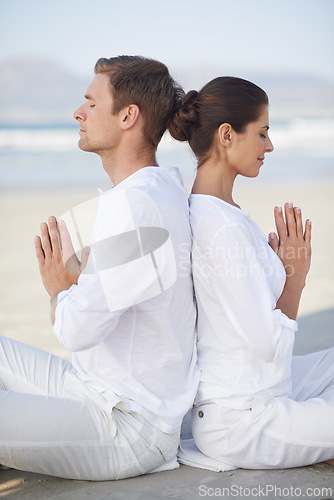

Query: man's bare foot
(324, 459), (334, 466)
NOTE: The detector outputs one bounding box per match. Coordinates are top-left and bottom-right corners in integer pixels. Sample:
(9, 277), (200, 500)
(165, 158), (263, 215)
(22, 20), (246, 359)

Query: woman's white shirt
(189, 194), (297, 412)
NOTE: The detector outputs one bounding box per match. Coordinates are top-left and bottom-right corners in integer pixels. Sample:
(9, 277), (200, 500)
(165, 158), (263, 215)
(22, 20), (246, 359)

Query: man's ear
(218, 123), (233, 147)
(120, 104), (141, 130)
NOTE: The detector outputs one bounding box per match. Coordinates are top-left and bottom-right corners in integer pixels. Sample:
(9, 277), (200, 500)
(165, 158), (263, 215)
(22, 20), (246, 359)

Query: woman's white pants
(0, 336), (179, 480)
(192, 348), (334, 468)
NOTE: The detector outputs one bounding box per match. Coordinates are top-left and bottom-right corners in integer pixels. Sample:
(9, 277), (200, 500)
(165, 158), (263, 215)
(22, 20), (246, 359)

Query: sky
(1, 0), (334, 82)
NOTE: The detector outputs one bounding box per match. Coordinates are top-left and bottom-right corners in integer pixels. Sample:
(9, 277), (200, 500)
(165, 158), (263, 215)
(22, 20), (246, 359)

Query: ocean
(0, 118), (333, 191)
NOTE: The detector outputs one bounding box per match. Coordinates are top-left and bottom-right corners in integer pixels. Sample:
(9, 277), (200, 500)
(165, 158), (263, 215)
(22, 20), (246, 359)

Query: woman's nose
(266, 137), (274, 153)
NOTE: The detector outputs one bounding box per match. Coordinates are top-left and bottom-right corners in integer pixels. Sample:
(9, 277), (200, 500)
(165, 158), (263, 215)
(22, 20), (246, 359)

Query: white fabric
(178, 439), (235, 472)
(189, 194), (334, 468)
(54, 167), (199, 434)
(191, 349), (334, 468)
(0, 337), (179, 480)
(149, 457), (179, 473)
(190, 194), (297, 411)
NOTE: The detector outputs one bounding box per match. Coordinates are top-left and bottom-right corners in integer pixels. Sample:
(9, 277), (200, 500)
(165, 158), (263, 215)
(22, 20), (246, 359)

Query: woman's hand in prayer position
(268, 202), (312, 320)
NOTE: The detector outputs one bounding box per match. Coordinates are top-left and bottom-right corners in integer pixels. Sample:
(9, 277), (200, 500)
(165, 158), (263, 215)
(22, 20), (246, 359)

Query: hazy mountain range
(0, 57), (333, 126)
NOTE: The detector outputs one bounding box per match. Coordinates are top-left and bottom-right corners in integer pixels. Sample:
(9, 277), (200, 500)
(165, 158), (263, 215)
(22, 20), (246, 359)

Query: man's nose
(73, 106), (85, 122)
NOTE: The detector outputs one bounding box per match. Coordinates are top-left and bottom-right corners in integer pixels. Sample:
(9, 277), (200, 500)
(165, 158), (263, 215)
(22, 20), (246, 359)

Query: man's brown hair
(95, 56), (184, 149)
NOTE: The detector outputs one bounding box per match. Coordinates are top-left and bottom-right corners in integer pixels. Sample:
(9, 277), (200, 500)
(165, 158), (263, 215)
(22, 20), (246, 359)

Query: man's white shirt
(54, 167), (199, 433)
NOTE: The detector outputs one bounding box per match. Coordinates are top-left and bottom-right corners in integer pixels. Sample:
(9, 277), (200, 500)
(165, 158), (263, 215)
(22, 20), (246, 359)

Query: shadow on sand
(294, 307), (334, 355)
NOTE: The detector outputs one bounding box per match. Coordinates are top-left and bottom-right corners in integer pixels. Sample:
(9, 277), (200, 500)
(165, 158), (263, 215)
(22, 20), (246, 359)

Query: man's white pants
(0, 336), (179, 480)
(192, 348), (334, 468)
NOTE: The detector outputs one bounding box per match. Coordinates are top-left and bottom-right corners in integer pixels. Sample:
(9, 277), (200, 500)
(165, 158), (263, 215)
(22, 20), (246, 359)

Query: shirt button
(198, 411), (204, 418)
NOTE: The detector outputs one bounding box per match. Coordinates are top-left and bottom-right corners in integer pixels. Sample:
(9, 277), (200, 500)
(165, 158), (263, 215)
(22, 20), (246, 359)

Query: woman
(169, 77), (334, 469)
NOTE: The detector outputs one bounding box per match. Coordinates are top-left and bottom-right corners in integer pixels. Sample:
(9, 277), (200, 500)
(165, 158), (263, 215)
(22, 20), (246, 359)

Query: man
(0, 56), (199, 480)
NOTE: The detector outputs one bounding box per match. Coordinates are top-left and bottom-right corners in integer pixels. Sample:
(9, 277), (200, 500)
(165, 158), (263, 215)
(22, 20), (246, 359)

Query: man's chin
(78, 140), (100, 155)
(78, 141), (92, 153)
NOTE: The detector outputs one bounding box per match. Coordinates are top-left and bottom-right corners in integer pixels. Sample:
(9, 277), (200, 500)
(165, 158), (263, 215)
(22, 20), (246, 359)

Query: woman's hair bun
(168, 90), (199, 142)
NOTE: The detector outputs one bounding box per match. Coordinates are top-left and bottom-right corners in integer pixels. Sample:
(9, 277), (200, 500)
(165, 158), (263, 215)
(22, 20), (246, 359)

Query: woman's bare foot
(324, 459), (334, 466)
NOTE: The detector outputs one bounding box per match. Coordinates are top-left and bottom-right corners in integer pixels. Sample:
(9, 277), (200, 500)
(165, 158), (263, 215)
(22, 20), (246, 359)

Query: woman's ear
(120, 104), (141, 130)
(218, 123), (233, 147)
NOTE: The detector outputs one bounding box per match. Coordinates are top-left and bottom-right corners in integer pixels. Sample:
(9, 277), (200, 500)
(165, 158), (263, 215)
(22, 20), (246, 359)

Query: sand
(1, 178), (334, 498)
